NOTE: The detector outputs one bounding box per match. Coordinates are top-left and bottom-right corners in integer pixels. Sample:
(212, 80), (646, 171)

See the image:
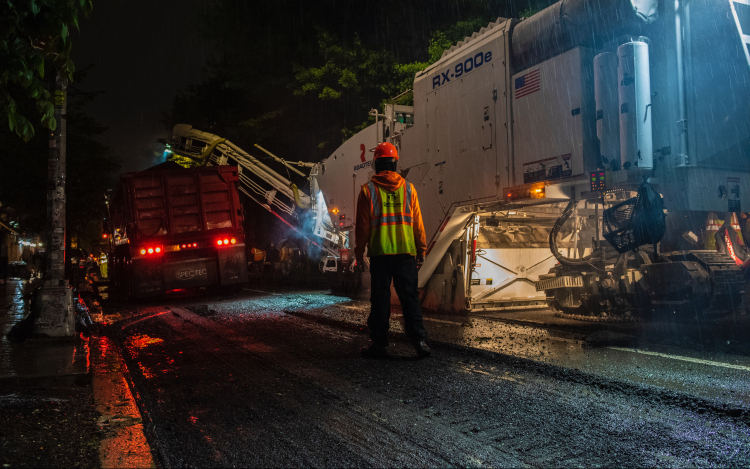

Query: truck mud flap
(133, 258), (165, 298)
(217, 245), (248, 285)
(163, 257), (219, 290)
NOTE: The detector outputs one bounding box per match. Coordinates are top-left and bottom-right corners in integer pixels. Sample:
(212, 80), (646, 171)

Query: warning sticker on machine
(523, 154), (572, 183)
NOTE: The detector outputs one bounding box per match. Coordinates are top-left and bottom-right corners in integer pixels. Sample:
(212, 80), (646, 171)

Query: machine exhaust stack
(617, 40), (653, 171)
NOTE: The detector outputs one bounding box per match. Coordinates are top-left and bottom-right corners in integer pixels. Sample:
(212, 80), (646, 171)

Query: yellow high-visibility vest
(363, 181), (417, 256)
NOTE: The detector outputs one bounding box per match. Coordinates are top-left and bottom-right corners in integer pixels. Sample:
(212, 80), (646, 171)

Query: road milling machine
(313, 0), (750, 318)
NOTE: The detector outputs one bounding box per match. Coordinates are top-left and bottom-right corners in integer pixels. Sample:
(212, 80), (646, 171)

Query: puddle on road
(125, 334), (165, 350)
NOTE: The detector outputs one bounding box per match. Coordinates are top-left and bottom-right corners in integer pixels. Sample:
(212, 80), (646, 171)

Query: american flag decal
(515, 69), (541, 99)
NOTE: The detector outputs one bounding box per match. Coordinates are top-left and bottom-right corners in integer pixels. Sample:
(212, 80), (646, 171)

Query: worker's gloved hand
(416, 255), (425, 268)
(355, 257), (365, 272)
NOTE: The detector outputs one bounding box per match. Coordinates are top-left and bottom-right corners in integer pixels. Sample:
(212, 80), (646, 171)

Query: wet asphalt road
(105, 290), (750, 468)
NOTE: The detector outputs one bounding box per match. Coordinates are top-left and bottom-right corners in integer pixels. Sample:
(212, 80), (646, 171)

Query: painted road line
(119, 310), (171, 329)
(609, 346), (750, 372)
(244, 288), (283, 296)
(426, 317), (468, 325)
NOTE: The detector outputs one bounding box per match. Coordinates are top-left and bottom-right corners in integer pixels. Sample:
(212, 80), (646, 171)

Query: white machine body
(618, 40), (653, 170)
(314, 0), (750, 313)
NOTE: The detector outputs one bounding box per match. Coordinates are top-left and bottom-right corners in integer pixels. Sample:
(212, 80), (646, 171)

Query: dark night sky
(72, 0), (212, 173)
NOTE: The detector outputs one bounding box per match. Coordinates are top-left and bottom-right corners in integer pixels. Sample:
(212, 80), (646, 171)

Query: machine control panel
(590, 171), (607, 191)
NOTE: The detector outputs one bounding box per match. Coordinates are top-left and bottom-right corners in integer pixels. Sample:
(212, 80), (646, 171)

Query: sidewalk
(0, 279), (154, 468)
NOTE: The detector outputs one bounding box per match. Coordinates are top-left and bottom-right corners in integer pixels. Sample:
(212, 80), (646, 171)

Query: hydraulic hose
(549, 200), (603, 266)
(171, 138), (227, 165)
(291, 184), (310, 210)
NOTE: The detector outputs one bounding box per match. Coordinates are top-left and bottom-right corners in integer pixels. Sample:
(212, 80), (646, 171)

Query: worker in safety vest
(250, 247), (265, 273)
(98, 252), (108, 278)
(355, 142), (430, 358)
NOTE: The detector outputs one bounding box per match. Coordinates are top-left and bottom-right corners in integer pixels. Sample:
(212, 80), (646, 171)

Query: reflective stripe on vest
(364, 181), (417, 256)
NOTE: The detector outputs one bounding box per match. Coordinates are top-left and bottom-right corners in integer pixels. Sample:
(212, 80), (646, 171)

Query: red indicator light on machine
(193, 243), (197, 247)
(155, 247), (161, 253)
(147, 248), (154, 254)
(217, 240), (223, 245)
(223, 238), (229, 244)
(140, 249), (146, 255)
(102, 233), (109, 239)
(230, 238), (236, 244)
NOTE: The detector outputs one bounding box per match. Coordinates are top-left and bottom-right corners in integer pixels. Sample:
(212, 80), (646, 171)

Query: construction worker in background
(251, 246), (265, 273)
(98, 252), (108, 278)
(84, 254), (97, 279)
(279, 243), (292, 275)
(355, 142), (430, 359)
(267, 243), (280, 273)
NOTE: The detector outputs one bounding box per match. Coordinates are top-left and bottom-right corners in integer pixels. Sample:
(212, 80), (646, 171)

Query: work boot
(360, 342), (389, 359)
(413, 340), (431, 358)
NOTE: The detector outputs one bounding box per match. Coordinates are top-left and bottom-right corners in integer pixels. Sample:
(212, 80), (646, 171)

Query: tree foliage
(168, 1), (524, 160)
(0, 71), (120, 249)
(1, 0), (93, 141)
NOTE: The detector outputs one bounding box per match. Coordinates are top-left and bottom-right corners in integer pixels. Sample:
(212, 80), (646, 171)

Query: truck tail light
(217, 238), (236, 246)
(139, 246), (163, 256)
(217, 240), (223, 245)
(230, 238), (236, 244)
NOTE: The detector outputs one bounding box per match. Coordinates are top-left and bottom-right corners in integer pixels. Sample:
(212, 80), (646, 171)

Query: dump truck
(108, 163), (248, 299)
(312, 0), (750, 317)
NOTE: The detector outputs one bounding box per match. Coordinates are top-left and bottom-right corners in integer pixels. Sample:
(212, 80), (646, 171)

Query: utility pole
(34, 71), (74, 337)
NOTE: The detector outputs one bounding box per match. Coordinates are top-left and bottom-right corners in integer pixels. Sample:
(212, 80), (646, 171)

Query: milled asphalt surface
(296, 299), (750, 413)
(103, 288), (750, 467)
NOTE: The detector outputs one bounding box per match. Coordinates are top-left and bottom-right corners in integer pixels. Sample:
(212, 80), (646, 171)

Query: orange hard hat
(372, 142), (398, 160)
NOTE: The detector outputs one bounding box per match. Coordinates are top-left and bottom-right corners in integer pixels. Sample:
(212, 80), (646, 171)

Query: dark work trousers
(368, 254), (427, 346)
